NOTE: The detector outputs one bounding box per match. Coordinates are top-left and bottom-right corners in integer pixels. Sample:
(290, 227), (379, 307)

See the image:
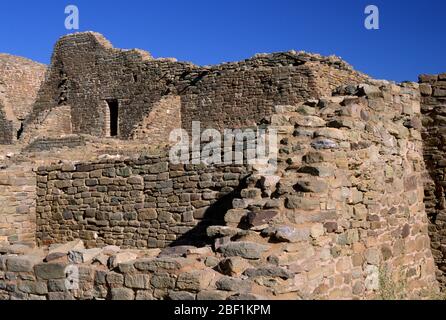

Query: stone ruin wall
(35, 156), (251, 249)
(0, 32), (444, 299)
(0, 54), (46, 144)
(177, 52), (369, 133)
(419, 73), (446, 287)
(0, 81), (436, 300)
(0, 163), (36, 246)
(0, 107), (14, 145)
(21, 32), (195, 143)
(21, 32), (368, 145)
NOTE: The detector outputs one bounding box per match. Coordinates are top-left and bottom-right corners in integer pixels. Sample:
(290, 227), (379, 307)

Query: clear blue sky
(0, 0), (444, 82)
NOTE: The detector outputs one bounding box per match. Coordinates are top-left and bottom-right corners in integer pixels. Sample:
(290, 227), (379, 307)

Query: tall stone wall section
(179, 52), (368, 133)
(0, 54), (46, 144)
(419, 73), (446, 286)
(0, 164), (36, 246)
(35, 156), (250, 248)
(22, 32), (368, 144)
(211, 81), (438, 299)
(22, 32), (194, 142)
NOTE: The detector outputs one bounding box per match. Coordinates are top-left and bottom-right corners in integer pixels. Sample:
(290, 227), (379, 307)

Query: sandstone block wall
(21, 81), (440, 300)
(0, 164), (36, 246)
(22, 32), (368, 145)
(131, 95), (181, 144)
(35, 156), (250, 248)
(0, 106), (14, 144)
(179, 52), (368, 133)
(207, 80), (438, 299)
(22, 32), (194, 142)
(419, 73), (446, 286)
(0, 54), (46, 144)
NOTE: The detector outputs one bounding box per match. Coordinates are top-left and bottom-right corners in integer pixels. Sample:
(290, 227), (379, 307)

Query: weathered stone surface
(109, 252), (138, 269)
(216, 276), (253, 293)
(197, 290), (229, 301)
(150, 273), (176, 289)
(125, 274), (150, 289)
(207, 226), (241, 238)
(68, 248), (102, 264)
(168, 291), (196, 300)
(285, 196), (320, 210)
(246, 210), (278, 227)
(34, 263), (67, 280)
(6, 255), (42, 272)
(218, 257), (251, 276)
(134, 257), (191, 272)
(273, 226), (311, 243)
(294, 180), (328, 193)
(111, 288), (135, 300)
(48, 240), (84, 255)
(218, 242), (269, 260)
(243, 266), (294, 280)
(176, 270), (215, 292)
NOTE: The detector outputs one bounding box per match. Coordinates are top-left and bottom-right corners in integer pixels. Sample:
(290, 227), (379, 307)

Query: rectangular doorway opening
(107, 99), (119, 137)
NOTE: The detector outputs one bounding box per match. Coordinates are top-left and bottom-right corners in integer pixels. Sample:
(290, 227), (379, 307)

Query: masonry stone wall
(0, 54), (46, 144)
(179, 52), (368, 133)
(131, 95), (181, 143)
(35, 156), (251, 248)
(22, 32), (194, 143)
(0, 164), (36, 246)
(11, 81), (437, 300)
(0, 105), (14, 144)
(22, 32), (367, 145)
(419, 73), (446, 287)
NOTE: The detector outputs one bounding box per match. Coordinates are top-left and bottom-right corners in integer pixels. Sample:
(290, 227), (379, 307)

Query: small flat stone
(218, 242), (269, 260)
(246, 210), (278, 227)
(243, 266), (294, 280)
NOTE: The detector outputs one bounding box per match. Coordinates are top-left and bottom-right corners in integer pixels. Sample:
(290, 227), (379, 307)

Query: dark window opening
(17, 122), (24, 140)
(107, 99), (119, 137)
(133, 74), (138, 82)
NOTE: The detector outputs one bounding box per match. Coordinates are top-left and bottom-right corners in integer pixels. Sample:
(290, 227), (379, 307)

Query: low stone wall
(36, 156), (250, 248)
(0, 164), (36, 246)
(419, 73), (446, 286)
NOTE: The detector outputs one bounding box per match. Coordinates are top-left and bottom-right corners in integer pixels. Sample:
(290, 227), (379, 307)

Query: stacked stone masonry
(0, 54), (46, 144)
(36, 156), (251, 249)
(419, 73), (446, 287)
(6, 82), (434, 300)
(21, 32), (368, 144)
(0, 31), (445, 300)
(0, 164), (36, 246)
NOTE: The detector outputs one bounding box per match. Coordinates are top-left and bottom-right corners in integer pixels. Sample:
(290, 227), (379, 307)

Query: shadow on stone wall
(420, 74), (446, 287)
(169, 178), (248, 248)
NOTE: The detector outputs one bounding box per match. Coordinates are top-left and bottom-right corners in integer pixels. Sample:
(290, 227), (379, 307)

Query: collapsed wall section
(219, 81), (438, 299)
(419, 73), (446, 286)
